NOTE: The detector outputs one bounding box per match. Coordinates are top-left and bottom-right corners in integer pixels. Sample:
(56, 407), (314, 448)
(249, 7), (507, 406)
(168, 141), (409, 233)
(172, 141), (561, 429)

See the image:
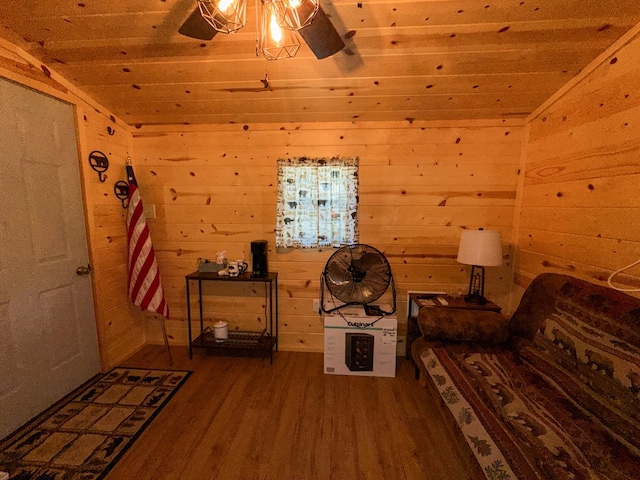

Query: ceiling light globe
(273, 0), (320, 30)
(198, 0), (247, 34)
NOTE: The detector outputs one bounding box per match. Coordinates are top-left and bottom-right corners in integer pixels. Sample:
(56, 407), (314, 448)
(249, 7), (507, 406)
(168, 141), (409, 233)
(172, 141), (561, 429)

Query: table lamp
(456, 229), (503, 304)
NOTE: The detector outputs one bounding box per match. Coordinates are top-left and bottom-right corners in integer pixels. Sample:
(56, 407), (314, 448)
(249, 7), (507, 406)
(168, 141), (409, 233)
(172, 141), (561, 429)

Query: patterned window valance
(276, 156), (359, 248)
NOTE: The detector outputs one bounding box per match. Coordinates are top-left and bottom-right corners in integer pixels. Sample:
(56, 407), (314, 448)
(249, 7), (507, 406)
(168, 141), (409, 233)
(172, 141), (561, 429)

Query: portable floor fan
(320, 244), (396, 315)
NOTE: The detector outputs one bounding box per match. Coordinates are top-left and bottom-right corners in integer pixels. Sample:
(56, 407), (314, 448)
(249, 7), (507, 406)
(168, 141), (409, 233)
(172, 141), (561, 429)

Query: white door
(0, 78), (101, 439)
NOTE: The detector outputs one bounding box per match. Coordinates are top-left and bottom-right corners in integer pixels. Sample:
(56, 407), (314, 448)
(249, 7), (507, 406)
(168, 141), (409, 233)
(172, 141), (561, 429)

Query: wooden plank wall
(132, 120), (523, 352)
(0, 36), (143, 369)
(512, 25), (640, 304)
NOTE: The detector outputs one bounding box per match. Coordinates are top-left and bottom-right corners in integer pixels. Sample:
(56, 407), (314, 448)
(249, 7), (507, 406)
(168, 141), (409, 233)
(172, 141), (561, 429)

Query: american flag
(126, 165), (169, 318)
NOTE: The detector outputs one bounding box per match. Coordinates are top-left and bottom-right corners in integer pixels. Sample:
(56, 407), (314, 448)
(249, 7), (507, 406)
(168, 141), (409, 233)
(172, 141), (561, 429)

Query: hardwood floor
(109, 345), (478, 480)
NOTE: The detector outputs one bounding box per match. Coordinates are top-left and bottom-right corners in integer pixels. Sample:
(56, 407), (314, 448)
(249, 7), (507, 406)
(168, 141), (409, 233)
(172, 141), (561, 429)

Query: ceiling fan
(178, 0), (345, 60)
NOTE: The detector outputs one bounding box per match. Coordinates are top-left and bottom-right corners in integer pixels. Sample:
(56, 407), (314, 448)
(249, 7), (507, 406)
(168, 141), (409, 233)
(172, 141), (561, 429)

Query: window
(276, 157), (359, 248)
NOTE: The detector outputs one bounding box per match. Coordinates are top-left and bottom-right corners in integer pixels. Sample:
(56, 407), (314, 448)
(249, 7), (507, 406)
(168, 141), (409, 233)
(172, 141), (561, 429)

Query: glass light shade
(259, 0), (300, 60)
(198, 0), (247, 34)
(456, 229), (503, 267)
(273, 0), (320, 30)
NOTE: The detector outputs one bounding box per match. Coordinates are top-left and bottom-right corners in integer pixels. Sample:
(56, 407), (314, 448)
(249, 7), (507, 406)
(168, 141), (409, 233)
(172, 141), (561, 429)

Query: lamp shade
(456, 229), (503, 267)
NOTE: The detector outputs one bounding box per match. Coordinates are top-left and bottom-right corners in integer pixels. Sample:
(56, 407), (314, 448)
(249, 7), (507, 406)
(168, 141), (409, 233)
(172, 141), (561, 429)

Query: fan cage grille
(323, 244), (392, 305)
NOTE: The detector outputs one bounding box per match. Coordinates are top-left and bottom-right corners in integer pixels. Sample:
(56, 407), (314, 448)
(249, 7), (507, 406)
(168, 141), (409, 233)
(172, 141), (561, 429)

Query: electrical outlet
(312, 299), (320, 314)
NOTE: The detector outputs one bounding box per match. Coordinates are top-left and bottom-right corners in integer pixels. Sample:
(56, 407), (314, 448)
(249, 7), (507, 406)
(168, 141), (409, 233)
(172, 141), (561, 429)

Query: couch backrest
(509, 273), (640, 342)
(509, 273), (570, 340)
(511, 273), (640, 397)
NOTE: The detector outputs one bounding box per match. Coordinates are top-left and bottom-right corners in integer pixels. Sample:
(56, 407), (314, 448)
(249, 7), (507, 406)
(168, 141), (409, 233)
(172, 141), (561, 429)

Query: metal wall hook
(88, 150), (109, 182)
(114, 180), (129, 208)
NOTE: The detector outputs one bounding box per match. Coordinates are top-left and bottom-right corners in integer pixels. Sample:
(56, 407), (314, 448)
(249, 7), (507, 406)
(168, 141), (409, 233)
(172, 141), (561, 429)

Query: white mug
(235, 260), (248, 274)
(228, 261), (239, 277)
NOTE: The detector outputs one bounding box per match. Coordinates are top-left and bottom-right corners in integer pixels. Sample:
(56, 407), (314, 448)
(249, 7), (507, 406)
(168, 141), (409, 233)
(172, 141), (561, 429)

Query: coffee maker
(251, 240), (268, 277)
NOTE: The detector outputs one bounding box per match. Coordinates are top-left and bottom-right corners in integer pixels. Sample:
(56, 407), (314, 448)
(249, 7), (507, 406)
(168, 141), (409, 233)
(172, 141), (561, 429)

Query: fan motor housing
(347, 264), (367, 282)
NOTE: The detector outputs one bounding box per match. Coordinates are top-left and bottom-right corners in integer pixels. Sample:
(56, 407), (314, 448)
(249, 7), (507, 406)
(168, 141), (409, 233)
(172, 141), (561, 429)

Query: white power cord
(607, 259), (640, 292)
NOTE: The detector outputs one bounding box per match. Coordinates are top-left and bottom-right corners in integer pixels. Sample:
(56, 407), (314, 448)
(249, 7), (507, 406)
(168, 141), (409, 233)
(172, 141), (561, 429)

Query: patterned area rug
(0, 367), (191, 479)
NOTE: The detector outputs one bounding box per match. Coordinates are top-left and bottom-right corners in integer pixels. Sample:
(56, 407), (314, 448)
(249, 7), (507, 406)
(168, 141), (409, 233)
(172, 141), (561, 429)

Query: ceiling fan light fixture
(198, 0), (247, 34)
(273, 0), (320, 30)
(259, 0), (300, 60)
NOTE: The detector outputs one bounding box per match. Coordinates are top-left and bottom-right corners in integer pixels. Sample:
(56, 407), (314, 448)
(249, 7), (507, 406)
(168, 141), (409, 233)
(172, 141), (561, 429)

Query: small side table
(185, 271), (278, 363)
(407, 293), (501, 358)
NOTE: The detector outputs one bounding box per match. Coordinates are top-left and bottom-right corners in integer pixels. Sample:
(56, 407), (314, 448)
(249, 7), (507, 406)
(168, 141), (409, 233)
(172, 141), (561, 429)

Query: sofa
(411, 273), (640, 480)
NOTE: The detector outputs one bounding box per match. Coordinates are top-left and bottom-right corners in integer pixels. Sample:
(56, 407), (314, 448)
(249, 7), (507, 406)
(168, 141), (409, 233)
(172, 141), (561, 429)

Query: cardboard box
(323, 306), (397, 377)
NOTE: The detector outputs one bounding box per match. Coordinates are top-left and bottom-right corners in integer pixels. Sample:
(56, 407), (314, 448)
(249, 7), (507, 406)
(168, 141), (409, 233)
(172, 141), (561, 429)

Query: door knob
(76, 264), (92, 276)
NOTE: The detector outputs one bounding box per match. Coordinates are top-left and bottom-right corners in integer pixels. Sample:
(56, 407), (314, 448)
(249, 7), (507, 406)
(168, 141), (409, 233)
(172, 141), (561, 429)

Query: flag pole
(159, 316), (173, 365)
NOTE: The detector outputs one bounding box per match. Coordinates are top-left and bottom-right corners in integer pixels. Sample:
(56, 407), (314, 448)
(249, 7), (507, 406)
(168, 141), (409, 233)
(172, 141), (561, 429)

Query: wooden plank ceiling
(3, 0), (640, 126)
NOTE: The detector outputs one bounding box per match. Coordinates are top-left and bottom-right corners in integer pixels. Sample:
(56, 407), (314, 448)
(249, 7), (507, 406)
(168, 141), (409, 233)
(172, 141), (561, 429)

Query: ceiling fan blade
(298, 7), (345, 59)
(178, 6), (218, 40)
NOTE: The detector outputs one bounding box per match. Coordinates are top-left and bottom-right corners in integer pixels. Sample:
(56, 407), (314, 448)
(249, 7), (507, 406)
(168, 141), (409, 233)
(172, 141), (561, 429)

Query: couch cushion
(420, 346), (640, 480)
(418, 308), (509, 345)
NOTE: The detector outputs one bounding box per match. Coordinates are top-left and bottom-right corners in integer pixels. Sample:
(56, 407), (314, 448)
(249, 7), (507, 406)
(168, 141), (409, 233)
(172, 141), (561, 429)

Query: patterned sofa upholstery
(411, 273), (640, 480)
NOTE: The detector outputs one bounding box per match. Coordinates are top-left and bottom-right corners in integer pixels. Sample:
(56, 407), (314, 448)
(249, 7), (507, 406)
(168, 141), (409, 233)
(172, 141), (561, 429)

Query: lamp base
(465, 265), (487, 305)
(464, 293), (487, 305)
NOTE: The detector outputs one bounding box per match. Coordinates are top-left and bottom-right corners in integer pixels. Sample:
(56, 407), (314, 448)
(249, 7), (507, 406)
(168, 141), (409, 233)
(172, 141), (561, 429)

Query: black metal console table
(185, 271), (278, 363)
